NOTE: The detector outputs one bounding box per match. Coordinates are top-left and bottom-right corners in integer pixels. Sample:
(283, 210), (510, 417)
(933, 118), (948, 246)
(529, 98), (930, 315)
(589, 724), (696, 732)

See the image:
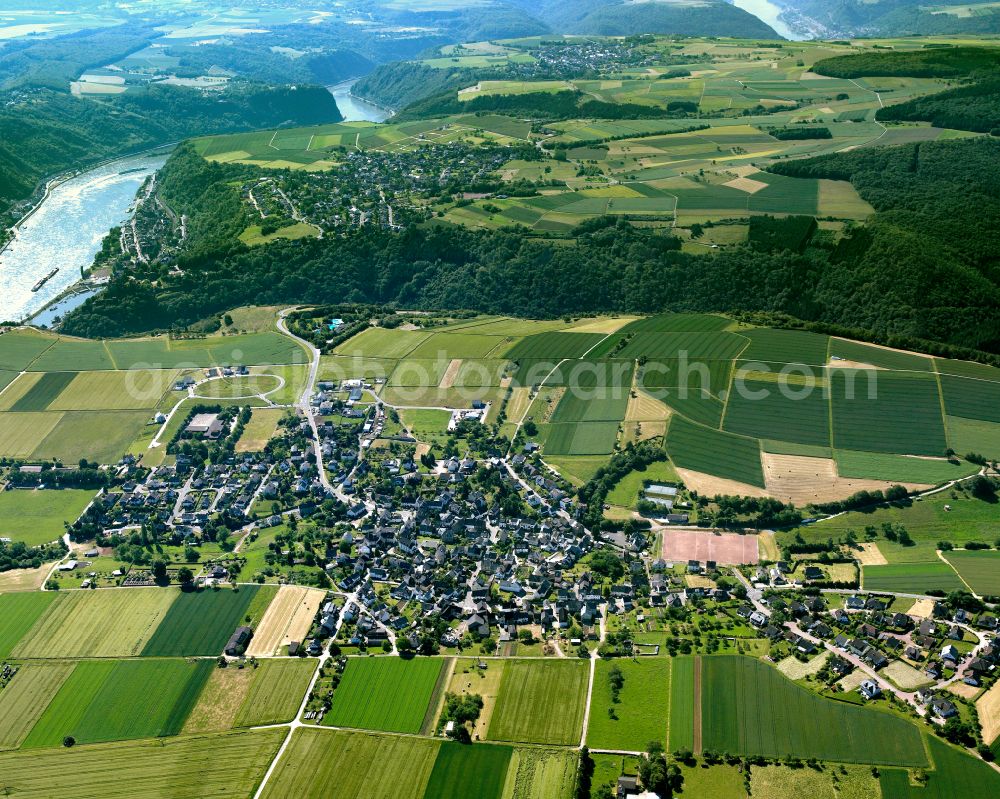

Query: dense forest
(396, 89), (682, 122)
(813, 47), (1000, 79)
(60, 137), (1000, 358)
(878, 77), (1000, 133)
(0, 83), (340, 225)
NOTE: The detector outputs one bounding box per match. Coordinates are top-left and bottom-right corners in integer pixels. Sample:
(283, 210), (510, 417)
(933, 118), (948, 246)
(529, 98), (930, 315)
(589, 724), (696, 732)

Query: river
(730, 0), (804, 41)
(328, 78), (393, 123)
(0, 152), (168, 324)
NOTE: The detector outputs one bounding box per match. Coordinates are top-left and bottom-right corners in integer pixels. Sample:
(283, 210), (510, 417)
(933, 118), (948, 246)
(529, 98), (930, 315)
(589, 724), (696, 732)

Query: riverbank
(0, 149), (171, 324)
(327, 78), (394, 123)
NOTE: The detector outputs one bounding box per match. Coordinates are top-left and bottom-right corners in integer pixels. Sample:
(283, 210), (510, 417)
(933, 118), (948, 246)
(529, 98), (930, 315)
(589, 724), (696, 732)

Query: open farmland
(879, 735), (1000, 799)
(24, 658), (213, 747)
(698, 656), (928, 766)
(668, 655), (696, 752)
(488, 659), (587, 746)
(0, 488), (96, 546)
(13, 588), (177, 658)
(141, 585), (269, 657)
(941, 550), (1000, 595)
(0, 592), (58, 658)
(247, 585), (325, 656)
(233, 658), (316, 727)
(0, 662), (74, 750)
(587, 658), (670, 751)
(0, 728), (286, 799)
(863, 562), (966, 593)
(261, 728), (441, 799)
(502, 748), (577, 799)
(425, 742), (513, 799)
(323, 657), (446, 734)
(666, 415), (765, 488)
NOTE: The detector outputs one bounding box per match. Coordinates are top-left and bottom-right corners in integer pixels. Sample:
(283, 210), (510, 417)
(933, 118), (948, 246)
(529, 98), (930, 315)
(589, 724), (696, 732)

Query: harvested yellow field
(762, 453), (919, 506)
(183, 664), (256, 734)
(236, 408), (284, 453)
(977, 680), (1000, 744)
(0, 562), (56, 591)
(675, 466), (769, 499)
(247, 585), (325, 656)
(438, 359), (463, 389)
(777, 652), (829, 681)
(563, 316), (638, 334)
(855, 542), (888, 566)
(758, 532), (780, 562)
(625, 389), (671, 422)
(724, 176), (768, 194)
(908, 599), (936, 619)
(13, 588), (177, 658)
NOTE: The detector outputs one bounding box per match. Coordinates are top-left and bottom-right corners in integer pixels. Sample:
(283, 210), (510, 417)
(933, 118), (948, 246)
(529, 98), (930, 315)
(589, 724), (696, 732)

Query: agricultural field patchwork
(323, 657), (446, 734)
(233, 658), (316, 727)
(0, 592), (58, 658)
(863, 562), (966, 594)
(141, 585), (270, 657)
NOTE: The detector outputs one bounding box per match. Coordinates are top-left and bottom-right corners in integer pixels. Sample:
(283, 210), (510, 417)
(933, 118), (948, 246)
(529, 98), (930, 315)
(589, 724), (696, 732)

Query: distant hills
(512, 0), (781, 38)
(780, 0), (1000, 37)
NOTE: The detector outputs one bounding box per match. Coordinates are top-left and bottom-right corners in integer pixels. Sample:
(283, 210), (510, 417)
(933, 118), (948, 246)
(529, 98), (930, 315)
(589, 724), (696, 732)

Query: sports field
(698, 656), (928, 766)
(262, 728), (441, 799)
(0, 728), (286, 799)
(323, 657), (445, 734)
(488, 659), (588, 746)
(587, 658), (670, 751)
(141, 585), (269, 657)
(13, 588), (177, 658)
(0, 487), (96, 546)
(662, 530), (759, 565)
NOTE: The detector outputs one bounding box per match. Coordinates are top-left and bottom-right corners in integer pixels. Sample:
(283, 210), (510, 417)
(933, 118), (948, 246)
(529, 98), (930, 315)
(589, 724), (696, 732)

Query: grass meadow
(488, 659), (588, 746)
(862, 562), (966, 594)
(0, 592), (58, 658)
(424, 741), (513, 799)
(233, 658), (316, 727)
(942, 550), (1000, 595)
(0, 488), (96, 546)
(587, 658), (670, 751)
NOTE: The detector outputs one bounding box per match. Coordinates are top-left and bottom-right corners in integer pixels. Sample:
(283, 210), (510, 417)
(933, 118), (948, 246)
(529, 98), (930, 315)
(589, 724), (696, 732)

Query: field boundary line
(420, 656), (455, 736)
(103, 340), (120, 370)
(931, 361), (951, 452)
(937, 550), (975, 596)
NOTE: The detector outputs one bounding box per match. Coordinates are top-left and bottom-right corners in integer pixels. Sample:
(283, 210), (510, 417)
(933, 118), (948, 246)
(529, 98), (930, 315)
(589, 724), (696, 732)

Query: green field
(8, 372), (75, 411)
(488, 659), (588, 746)
(738, 328), (829, 366)
(0, 662), (74, 750)
(830, 340), (933, 372)
(424, 741), (513, 799)
(14, 588), (178, 658)
(606, 460), (679, 509)
(0, 488), (96, 546)
(505, 332), (605, 361)
(262, 728), (441, 799)
(833, 450), (977, 484)
(668, 655), (696, 752)
(666, 415), (765, 487)
(542, 421), (621, 456)
(941, 550), (1000, 595)
(880, 735), (1000, 799)
(323, 657), (445, 734)
(587, 658), (670, 751)
(0, 592), (58, 658)
(830, 371), (947, 456)
(233, 658), (316, 727)
(141, 586), (267, 657)
(0, 727), (286, 799)
(723, 377), (831, 447)
(862, 562), (965, 593)
(699, 656), (928, 766)
(24, 659), (213, 748)
(503, 748), (578, 799)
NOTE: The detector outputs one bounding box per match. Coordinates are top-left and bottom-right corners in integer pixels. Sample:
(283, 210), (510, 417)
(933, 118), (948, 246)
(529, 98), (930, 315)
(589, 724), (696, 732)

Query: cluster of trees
(0, 538), (67, 573)
(813, 47), (1000, 79)
(698, 495), (803, 529)
(6, 463), (108, 489)
(879, 75), (1000, 134)
(810, 484), (910, 515)
(770, 126), (833, 140)
(577, 440), (669, 530)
